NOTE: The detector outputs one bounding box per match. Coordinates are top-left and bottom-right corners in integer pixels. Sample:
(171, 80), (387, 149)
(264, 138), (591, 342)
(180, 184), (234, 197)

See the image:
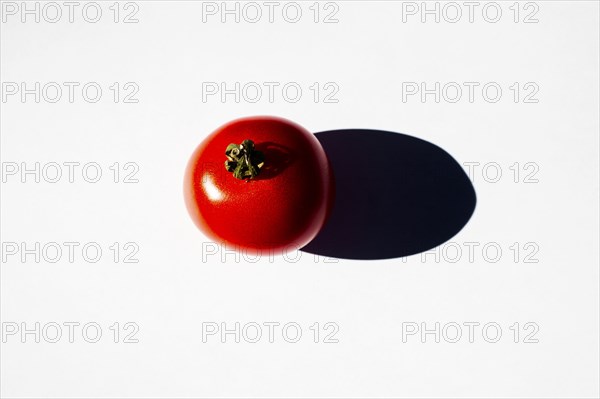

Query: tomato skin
(184, 116), (334, 255)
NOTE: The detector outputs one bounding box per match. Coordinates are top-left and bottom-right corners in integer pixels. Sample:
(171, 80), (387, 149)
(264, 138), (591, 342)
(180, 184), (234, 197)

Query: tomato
(184, 116), (334, 255)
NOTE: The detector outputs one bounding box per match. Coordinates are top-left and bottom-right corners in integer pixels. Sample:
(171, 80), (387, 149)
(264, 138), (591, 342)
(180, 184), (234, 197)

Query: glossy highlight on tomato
(184, 116), (334, 255)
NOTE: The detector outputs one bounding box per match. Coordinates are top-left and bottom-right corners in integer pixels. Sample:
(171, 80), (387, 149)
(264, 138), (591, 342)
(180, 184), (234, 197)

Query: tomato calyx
(225, 139), (265, 180)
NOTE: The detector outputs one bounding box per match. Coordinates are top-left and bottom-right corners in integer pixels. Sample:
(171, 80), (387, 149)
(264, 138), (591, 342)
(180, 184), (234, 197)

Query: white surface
(1, 1), (599, 398)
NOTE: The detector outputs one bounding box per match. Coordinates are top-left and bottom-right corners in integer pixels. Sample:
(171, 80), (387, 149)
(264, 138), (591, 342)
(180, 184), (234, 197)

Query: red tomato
(184, 116), (334, 255)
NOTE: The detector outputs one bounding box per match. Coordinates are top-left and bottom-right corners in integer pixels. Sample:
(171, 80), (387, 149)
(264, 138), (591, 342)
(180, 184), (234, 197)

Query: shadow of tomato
(301, 129), (477, 260)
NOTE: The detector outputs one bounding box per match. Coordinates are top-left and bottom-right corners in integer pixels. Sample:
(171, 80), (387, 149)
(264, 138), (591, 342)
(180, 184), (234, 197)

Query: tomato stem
(225, 139), (265, 180)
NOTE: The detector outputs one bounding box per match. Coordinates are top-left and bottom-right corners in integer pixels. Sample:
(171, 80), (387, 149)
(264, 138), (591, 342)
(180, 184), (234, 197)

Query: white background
(1, 1), (599, 398)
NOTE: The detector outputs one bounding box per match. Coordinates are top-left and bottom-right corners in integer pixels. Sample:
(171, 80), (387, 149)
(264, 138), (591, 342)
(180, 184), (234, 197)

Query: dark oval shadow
(301, 129), (476, 260)
(254, 141), (295, 180)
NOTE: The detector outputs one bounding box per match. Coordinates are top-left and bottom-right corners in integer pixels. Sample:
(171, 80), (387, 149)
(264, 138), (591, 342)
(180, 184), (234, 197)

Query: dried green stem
(224, 139), (264, 180)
